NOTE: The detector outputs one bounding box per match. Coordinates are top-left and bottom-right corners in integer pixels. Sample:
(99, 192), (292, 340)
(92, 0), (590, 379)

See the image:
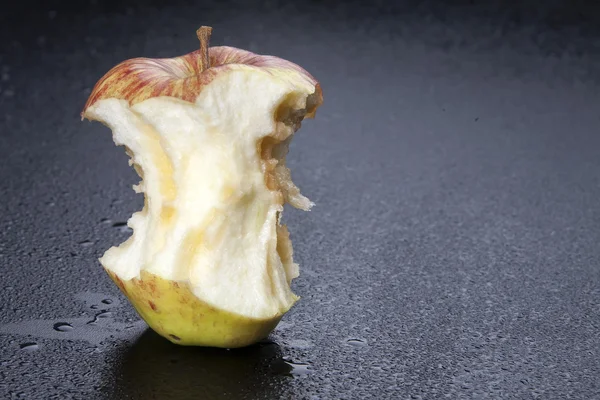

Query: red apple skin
(82, 28), (322, 116)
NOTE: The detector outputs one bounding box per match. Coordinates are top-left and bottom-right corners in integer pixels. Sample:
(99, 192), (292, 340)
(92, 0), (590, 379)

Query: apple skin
(107, 269), (289, 348)
(83, 27), (322, 117)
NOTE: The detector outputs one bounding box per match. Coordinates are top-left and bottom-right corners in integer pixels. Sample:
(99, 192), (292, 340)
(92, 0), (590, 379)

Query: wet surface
(111, 330), (303, 398)
(1, 0), (600, 398)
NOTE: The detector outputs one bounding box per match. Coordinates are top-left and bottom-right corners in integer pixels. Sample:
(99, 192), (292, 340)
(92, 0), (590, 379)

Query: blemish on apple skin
(113, 276), (126, 291)
(169, 334), (181, 341)
(148, 301), (158, 312)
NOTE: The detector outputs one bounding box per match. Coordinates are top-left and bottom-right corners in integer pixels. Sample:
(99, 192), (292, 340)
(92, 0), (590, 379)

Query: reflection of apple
(82, 26), (323, 347)
(111, 329), (288, 399)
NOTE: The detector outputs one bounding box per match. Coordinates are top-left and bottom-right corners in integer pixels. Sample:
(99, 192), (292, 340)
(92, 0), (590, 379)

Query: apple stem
(196, 26), (212, 72)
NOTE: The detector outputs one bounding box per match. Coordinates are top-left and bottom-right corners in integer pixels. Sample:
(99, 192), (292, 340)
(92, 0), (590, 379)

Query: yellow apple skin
(107, 269), (294, 348)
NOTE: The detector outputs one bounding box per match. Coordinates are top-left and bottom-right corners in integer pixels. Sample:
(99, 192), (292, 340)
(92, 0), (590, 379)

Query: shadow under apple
(108, 328), (294, 400)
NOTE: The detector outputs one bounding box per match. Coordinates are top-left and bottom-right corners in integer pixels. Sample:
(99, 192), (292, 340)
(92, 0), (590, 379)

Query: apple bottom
(105, 269), (284, 348)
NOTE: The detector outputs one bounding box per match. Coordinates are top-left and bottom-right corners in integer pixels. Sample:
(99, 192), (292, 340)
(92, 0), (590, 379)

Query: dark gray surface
(1, 1), (600, 399)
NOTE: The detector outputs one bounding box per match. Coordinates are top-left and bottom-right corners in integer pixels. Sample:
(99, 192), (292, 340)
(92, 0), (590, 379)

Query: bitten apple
(82, 27), (323, 347)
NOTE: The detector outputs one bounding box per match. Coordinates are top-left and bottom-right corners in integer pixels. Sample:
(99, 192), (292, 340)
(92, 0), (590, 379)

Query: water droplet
(101, 299), (113, 305)
(346, 338), (367, 347)
(273, 358), (311, 377)
(53, 322), (73, 332)
(285, 359), (311, 376)
(79, 240), (93, 247)
(20, 343), (39, 351)
(276, 321), (293, 331)
(112, 221), (132, 234)
(286, 339), (313, 349)
(91, 305), (99, 310)
(257, 339), (277, 347)
(87, 310), (112, 325)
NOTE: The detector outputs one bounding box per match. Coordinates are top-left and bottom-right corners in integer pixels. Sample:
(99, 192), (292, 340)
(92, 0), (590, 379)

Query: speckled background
(1, 1), (599, 399)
